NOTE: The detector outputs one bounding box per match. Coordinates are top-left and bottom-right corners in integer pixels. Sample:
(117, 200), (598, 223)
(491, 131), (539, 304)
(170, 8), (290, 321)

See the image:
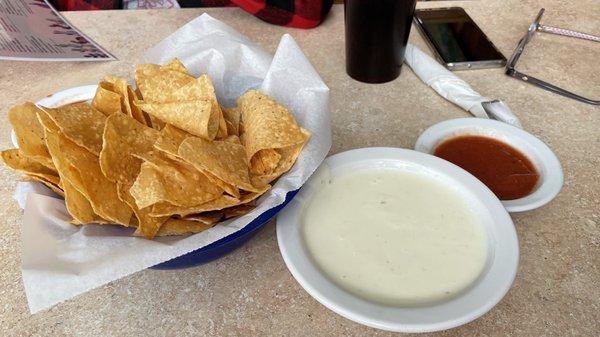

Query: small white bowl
(277, 148), (519, 333)
(415, 118), (563, 213)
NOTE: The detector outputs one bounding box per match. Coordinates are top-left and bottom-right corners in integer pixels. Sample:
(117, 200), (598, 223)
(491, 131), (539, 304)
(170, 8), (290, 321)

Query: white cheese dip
(302, 168), (488, 306)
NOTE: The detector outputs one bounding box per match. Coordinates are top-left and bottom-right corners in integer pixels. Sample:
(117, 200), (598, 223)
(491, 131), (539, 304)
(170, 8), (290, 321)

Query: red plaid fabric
(231, 0), (332, 28)
(51, 0), (120, 10)
(49, 0), (333, 28)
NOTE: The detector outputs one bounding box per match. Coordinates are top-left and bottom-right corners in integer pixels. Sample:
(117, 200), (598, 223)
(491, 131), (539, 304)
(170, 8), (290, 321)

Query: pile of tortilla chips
(1, 59), (310, 239)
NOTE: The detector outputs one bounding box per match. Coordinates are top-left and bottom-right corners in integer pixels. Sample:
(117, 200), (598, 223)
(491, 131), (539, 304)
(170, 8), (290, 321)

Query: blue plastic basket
(151, 189), (300, 269)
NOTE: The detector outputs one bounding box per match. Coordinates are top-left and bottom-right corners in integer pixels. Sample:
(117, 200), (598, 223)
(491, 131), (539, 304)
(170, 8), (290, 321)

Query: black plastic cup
(345, 0), (417, 83)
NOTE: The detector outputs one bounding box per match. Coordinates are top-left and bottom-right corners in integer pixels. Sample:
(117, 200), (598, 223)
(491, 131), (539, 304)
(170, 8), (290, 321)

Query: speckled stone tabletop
(1, 2), (598, 336)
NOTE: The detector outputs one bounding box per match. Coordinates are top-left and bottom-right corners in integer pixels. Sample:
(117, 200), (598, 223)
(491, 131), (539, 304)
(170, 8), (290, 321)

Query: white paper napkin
(18, 13), (331, 314)
(404, 44), (522, 128)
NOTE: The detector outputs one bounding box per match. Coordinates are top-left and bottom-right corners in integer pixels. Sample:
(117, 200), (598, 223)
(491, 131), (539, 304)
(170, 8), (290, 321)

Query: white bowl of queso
(276, 148), (519, 333)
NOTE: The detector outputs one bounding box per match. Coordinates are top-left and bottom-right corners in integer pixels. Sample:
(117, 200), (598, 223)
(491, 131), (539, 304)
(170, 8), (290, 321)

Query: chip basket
(14, 85), (303, 270)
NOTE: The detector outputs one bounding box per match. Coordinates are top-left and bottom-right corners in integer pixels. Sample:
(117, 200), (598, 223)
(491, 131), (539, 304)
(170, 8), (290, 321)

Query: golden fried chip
(250, 149), (282, 175)
(22, 175), (64, 197)
(162, 59), (188, 73)
(250, 131), (309, 186)
(222, 107), (241, 136)
(224, 135), (242, 145)
(92, 81), (123, 116)
(192, 75), (227, 139)
(136, 100), (218, 140)
(150, 190), (266, 217)
(41, 102), (106, 155)
(152, 218), (215, 236)
(127, 86), (149, 125)
(129, 162), (166, 209)
(118, 183), (168, 238)
(8, 102), (55, 170)
(217, 112), (228, 139)
(105, 76), (131, 117)
(131, 150), (222, 208)
(154, 124), (189, 157)
(46, 130), (132, 225)
(57, 136), (132, 225)
(62, 178), (100, 224)
(100, 113), (159, 184)
(148, 114), (166, 130)
(1, 149), (60, 186)
(204, 170), (240, 198)
(183, 212), (223, 225)
(223, 204), (255, 219)
(130, 86), (153, 126)
(178, 136), (267, 193)
(133, 87), (156, 128)
(103, 75), (147, 125)
(238, 90), (309, 173)
(135, 63), (195, 102)
(99, 113), (166, 237)
(36, 109), (60, 133)
(135, 63), (223, 139)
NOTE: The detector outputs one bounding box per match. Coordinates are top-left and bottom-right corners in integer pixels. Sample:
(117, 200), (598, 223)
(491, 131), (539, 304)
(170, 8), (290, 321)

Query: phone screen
(414, 8), (505, 64)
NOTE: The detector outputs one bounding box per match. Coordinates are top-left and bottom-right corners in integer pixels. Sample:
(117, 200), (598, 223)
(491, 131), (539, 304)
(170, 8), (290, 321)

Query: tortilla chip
(224, 135), (242, 145)
(150, 190), (265, 217)
(136, 100), (218, 140)
(237, 90), (309, 172)
(148, 114), (166, 130)
(153, 127), (229, 207)
(99, 113), (166, 237)
(222, 107), (241, 136)
(127, 88), (147, 125)
(153, 124), (191, 158)
(250, 149), (282, 175)
(152, 218), (215, 236)
(40, 102), (106, 156)
(8, 102), (55, 170)
(162, 59), (188, 73)
(183, 212), (223, 225)
(135, 63), (196, 103)
(57, 136), (132, 224)
(62, 178), (101, 224)
(92, 82), (123, 116)
(118, 182), (168, 238)
(204, 170), (240, 198)
(177, 136), (267, 193)
(131, 87), (153, 126)
(36, 109), (60, 133)
(251, 131), (309, 186)
(103, 76), (147, 125)
(135, 63), (224, 140)
(223, 204), (255, 219)
(196, 75), (227, 139)
(45, 129), (132, 225)
(131, 150), (223, 208)
(23, 175), (65, 197)
(129, 162), (166, 209)
(100, 113), (159, 184)
(1, 149), (60, 186)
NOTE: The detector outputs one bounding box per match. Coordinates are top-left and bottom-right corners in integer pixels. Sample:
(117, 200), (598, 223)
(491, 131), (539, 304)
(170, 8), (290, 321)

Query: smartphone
(413, 7), (506, 70)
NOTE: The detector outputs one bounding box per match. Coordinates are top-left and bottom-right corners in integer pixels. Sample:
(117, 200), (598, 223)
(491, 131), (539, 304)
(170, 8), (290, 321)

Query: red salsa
(434, 135), (539, 200)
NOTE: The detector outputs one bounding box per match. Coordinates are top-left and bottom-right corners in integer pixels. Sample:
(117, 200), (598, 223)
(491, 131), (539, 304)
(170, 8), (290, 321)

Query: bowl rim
(414, 118), (563, 213)
(276, 147), (519, 333)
